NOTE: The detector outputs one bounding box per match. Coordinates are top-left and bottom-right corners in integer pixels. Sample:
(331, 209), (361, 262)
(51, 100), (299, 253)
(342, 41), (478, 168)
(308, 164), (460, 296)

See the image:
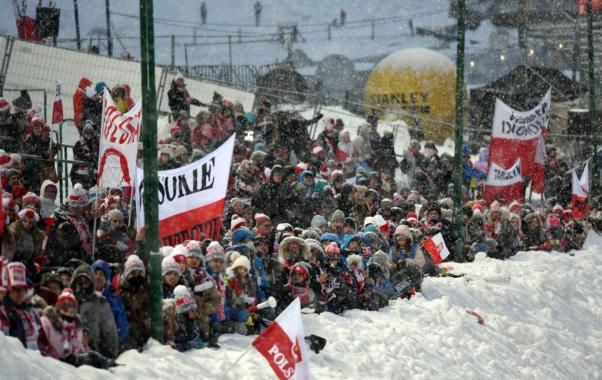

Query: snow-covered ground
(2, 247), (601, 380)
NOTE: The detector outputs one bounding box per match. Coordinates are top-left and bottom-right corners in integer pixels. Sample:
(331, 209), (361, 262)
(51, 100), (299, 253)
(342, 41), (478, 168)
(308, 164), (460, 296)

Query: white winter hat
(231, 255), (251, 272)
(347, 254), (362, 268)
(18, 208), (40, 223)
(161, 256), (180, 277)
(174, 285), (196, 314)
(160, 246), (175, 257)
(230, 214), (247, 231)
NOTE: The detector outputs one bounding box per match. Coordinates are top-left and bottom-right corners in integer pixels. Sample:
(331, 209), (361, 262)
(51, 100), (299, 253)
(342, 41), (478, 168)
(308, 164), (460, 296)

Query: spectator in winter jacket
(252, 165), (288, 223)
(70, 264), (119, 359)
(22, 118), (58, 191)
(73, 77), (93, 130)
(91, 260), (129, 344)
(162, 256), (184, 299)
(38, 288), (86, 362)
(167, 74), (202, 119)
(119, 255), (151, 352)
(46, 185), (93, 266)
(484, 202), (519, 259)
(173, 285), (206, 351)
(96, 209), (134, 263)
(39, 180), (58, 220)
(71, 122), (99, 189)
(522, 213), (552, 251)
(0, 262), (41, 350)
(82, 84), (104, 129)
(9, 208), (44, 277)
(181, 240), (220, 345)
(226, 255), (257, 335)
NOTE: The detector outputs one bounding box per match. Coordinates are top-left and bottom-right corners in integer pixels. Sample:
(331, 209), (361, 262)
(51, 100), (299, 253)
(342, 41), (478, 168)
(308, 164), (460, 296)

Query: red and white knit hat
(0, 98), (10, 112)
(21, 192), (40, 208)
(230, 214), (247, 231)
(67, 183), (89, 207)
(161, 256), (180, 277)
(55, 288), (78, 310)
(174, 285), (197, 314)
(18, 208), (40, 223)
(170, 245), (188, 264)
(183, 240), (203, 259)
(205, 241), (225, 262)
(254, 213), (271, 225)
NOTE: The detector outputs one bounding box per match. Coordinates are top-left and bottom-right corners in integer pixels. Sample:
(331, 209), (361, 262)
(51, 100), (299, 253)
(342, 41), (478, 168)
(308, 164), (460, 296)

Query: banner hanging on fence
(483, 159), (524, 204)
(489, 89), (551, 179)
(97, 90), (142, 188)
(135, 134), (235, 246)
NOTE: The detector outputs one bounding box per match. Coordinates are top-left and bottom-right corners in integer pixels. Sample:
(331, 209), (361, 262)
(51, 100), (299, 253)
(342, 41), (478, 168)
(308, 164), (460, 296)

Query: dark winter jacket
(45, 207), (91, 267)
(70, 264), (119, 359)
(91, 260), (129, 344)
(119, 272), (151, 351)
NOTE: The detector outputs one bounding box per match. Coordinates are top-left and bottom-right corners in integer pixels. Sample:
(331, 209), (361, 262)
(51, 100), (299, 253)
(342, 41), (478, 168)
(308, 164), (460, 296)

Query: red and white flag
(51, 81), (64, 124)
(97, 90), (142, 188)
(422, 232), (450, 265)
(572, 162), (590, 220)
(252, 297), (311, 380)
(489, 90), (551, 179)
(483, 159), (524, 204)
(136, 134), (235, 246)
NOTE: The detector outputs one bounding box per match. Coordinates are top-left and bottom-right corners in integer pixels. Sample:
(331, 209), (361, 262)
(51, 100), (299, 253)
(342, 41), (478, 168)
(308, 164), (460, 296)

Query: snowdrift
(2, 248), (601, 380)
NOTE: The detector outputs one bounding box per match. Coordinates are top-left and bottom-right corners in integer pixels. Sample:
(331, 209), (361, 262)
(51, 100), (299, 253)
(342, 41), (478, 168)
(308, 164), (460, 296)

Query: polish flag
(52, 81), (64, 124)
(572, 162), (589, 221)
(252, 298), (310, 380)
(483, 159), (524, 204)
(0, 187), (5, 234)
(489, 90), (550, 179)
(422, 232), (450, 265)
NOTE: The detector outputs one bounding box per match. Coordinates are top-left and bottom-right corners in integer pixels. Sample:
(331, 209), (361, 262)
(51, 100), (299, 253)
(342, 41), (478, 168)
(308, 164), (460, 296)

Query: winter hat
(161, 256), (180, 277)
(124, 254), (145, 279)
(18, 208), (39, 223)
(0, 98), (10, 112)
(489, 201), (501, 213)
(232, 227), (256, 245)
(311, 215), (328, 229)
(21, 192), (40, 208)
(160, 246), (174, 257)
(174, 285), (196, 314)
(472, 203), (484, 213)
(170, 245), (188, 263)
(552, 204), (564, 213)
(206, 241), (225, 262)
(95, 82), (108, 94)
(5, 262), (27, 289)
(107, 209), (124, 223)
(330, 209), (345, 222)
(380, 198), (393, 209)
(230, 214), (247, 231)
(363, 217), (374, 227)
(55, 288), (78, 310)
(508, 200), (522, 213)
(394, 225), (413, 242)
(250, 150), (267, 166)
(347, 254), (362, 268)
(325, 242), (341, 258)
(254, 213), (271, 225)
(183, 240), (204, 258)
(276, 223), (294, 233)
(231, 255), (251, 272)
(67, 183), (89, 207)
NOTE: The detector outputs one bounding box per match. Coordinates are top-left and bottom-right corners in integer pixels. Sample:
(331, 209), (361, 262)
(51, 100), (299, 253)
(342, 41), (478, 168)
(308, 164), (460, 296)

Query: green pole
(453, 0), (466, 262)
(140, 0), (162, 342)
(588, 0), (599, 200)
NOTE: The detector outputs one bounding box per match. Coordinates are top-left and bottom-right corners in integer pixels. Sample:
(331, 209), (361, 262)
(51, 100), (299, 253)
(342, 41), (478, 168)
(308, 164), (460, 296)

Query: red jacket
(73, 77), (93, 129)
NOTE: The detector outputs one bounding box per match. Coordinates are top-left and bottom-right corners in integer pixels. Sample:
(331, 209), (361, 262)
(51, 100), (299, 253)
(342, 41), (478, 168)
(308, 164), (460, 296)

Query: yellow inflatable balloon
(364, 48), (457, 144)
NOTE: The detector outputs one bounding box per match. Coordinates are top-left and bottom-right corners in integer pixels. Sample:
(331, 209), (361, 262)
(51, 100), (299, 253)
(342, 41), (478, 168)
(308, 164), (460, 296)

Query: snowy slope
(2, 248), (601, 380)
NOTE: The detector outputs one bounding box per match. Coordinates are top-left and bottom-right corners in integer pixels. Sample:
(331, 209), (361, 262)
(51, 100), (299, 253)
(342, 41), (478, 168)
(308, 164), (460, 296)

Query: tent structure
(468, 65), (581, 137)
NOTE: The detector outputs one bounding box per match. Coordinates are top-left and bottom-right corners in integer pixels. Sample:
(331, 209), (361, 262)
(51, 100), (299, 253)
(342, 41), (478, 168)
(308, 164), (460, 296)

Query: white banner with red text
(135, 134), (235, 246)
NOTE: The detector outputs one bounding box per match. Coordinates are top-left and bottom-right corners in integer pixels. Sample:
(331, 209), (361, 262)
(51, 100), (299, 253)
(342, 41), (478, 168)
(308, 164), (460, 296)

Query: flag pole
(222, 345), (254, 378)
(452, 0), (466, 262)
(587, 0), (599, 202)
